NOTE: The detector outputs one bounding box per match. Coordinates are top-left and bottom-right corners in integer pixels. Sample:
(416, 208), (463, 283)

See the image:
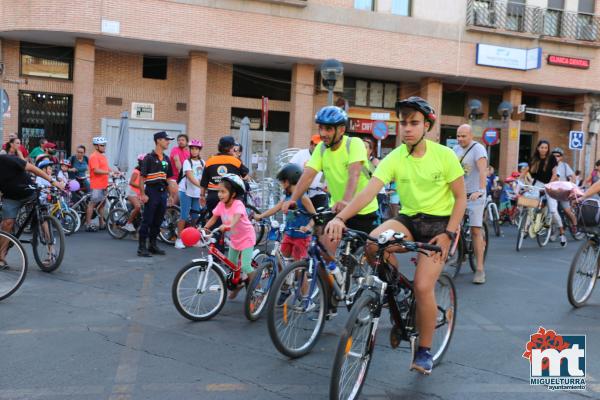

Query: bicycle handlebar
(343, 228), (442, 253)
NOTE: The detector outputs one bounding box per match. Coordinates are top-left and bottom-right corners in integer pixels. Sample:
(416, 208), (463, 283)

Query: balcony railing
(466, 0), (600, 42)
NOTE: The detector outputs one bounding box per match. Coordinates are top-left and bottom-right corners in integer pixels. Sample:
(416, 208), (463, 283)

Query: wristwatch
(444, 230), (457, 242)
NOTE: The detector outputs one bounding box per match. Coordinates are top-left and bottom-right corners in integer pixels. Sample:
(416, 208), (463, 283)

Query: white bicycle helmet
(92, 136), (108, 145)
(220, 173), (246, 196)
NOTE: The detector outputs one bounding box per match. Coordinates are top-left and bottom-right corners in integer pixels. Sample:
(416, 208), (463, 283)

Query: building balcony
(466, 0), (600, 44)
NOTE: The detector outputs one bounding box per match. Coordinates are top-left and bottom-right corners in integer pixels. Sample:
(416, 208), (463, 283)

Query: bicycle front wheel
(172, 260), (227, 321)
(536, 217), (552, 248)
(516, 210), (528, 252)
(431, 273), (457, 365)
(0, 231), (28, 301)
(266, 260), (327, 358)
(330, 292), (378, 400)
(244, 259), (276, 321)
(159, 206), (180, 245)
(107, 207), (129, 240)
(32, 216), (65, 273)
(567, 239), (599, 308)
(55, 209), (77, 236)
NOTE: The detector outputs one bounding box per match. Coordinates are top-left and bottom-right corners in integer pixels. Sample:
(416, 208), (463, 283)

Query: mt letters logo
(522, 327), (586, 391)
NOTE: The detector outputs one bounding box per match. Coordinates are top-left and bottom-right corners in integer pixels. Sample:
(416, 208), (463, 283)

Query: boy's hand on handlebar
(281, 200), (295, 214)
(325, 217), (346, 242)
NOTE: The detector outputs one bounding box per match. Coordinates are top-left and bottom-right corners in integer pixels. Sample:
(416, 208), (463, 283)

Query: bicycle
(515, 185), (552, 251)
(0, 230), (28, 301)
(171, 227), (261, 321)
(443, 210), (489, 279)
(485, 195), (501, 237)
(107, 202), (143, 240)
(47, 187), (81, 235)
(12, 187), (66, 272)
(329, 229), (456, 400)
(265, 209), (371, 358)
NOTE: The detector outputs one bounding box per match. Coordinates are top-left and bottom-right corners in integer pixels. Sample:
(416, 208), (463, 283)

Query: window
(355, 80), (368, 106)
(232, 66), (291, 101)
(354, 0), (374, 11)
(522, 96), (539, 122)
(230, 107), (290, 132)
(344, 78), (398, 109)
(488, 95), (502, 119)
(506, 0), (526, 32)
(20, 42), (73, 80)
(383, 83), (398, 108)
(579, 0), (594, 14)
(544, 0), (564, 36)
(143, 56), (167, 80)
(442, 91), (466, 117)
(391, 0), (410, 16)
(577, 0), (596, 40)
(369, 82), (384, 107)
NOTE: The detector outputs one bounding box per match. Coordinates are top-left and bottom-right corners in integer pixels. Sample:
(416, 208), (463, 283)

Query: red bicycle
(171, 228), (262, 321)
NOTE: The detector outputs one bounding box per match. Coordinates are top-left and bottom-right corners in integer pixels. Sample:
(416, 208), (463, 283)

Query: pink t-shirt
(212, 199), (256, 251)
(170, 146), (190, 180)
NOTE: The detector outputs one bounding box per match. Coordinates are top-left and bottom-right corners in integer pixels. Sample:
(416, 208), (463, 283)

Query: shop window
(143, 56), (167, 80)
(522, 96), (539, 122)
(391, 0), (411, 16)
(577, 0), (596, 41)
(232, 66), (291, 101)
(355, 0), (375, 11)
(544, 0), (564, 36)
(20, 42), (73, 80)
(442, 91), (466, 117)
(230, 107), (290, 132)
(345, 78), (398, 109)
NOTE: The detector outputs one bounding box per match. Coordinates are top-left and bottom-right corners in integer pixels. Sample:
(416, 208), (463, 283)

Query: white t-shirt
(290, 148), (325, 198)
(556, 162), (574, 182)
(178, 158), (204, 198)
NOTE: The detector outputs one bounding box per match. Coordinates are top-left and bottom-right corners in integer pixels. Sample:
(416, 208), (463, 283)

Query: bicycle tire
(468, 223), (488, 273)
(159, 206), (180, 245)
(0, 231), (28, 301)
(443, 236), (463, 278)
(32, 215), (65, 273)
(70, 209), (82, 233)
(244, 259), (276, 321)
(266, 259), (327, 358)
(172, 260), (227, 321)
(567, 239), (599, 308)
(493, 213), (501, 237)
(431, 273), (457, 365)
(107, 208), (129, 240)
(53, 209), (75, 236)
(246, 205), (266, 245)
(516, 210), (528, 252)
(536, 217), (552, 248)
(330, 291), (378, 400)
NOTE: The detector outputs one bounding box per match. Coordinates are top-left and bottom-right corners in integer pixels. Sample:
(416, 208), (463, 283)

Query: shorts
(179, 191), (200, 221)
(395, 213), (450, 243)
(281, 234), (311, 260)
(346, 212), (378, 234)
(1, 195), (34, 220)
(90, 189), (106, 204)
(466, 195), (486, 227)
(126, 187), (139, 197)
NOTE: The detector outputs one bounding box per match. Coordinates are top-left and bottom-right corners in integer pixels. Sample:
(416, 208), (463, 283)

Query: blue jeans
(179, 191), (200, 222)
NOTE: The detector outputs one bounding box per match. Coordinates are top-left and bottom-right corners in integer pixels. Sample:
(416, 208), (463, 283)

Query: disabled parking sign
(569, 131), (584, 151)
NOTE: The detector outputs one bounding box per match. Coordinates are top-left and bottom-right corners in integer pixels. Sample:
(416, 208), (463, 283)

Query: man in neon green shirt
(325, 97), (466, 375)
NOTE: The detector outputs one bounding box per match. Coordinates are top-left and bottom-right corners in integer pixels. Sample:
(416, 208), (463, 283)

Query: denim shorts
(179, 191), (200, 221)
(1, 194), (35, 220)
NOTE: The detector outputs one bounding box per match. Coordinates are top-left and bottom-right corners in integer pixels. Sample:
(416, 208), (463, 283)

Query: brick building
(1, 0), (600, 177)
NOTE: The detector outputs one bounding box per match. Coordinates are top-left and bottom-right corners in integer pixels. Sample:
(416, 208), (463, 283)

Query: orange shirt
(89, 151), (109, 190)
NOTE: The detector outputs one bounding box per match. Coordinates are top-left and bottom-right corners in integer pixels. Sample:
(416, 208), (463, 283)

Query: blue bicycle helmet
(37, 159), (54, 169)
(314, 106), (348, 126)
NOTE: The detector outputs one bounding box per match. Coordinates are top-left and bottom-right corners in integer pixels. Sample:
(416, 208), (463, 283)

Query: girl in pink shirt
(203, 174), (256, 299)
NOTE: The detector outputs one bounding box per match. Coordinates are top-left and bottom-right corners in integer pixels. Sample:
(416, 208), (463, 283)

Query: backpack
(320, 136), (372, 180)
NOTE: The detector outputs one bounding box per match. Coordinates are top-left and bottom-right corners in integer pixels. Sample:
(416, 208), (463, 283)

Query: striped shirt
(140, 150), (173, 187)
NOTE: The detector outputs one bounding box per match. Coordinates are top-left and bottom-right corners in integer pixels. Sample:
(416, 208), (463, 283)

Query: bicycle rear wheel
(159, 206), (180, 245)
(0, 231), (28, 301)
(567, 239), (599, 308)
(244, 259), (276, 321)
(32, 216), (65, 273)
(266, 260), (326, 358)
(330, 292), (378, 400)
(55, 209), (77, 236)
(172, 260), (227, 321)
(107, 207), (129, 240)
(536, 216), (552, 248)
(431, 273), (457, 365)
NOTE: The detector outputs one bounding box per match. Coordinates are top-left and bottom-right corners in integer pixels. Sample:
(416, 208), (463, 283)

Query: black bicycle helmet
(395, 96), (437, 132)
(276, 163), (303, 185)
(218, 136), (236, 154)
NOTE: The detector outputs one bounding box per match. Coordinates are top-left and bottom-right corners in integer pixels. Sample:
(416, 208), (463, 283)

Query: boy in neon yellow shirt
(325, 97), (466, 375)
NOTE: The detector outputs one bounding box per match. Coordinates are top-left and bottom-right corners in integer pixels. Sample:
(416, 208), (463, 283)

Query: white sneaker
(560, 235), (567, 248)
(123, 223), (136, 233)
(174, 239), (186, 249)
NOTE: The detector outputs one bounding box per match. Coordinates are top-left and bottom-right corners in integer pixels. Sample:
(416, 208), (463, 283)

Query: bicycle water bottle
(328, 261), (344, 286)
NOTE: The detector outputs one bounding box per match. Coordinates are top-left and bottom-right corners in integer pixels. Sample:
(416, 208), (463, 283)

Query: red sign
(261, 96), (269, 129)
(547, 55), (590, 69)
(482, 127), (500, 146)
(349, 118), (373, 134)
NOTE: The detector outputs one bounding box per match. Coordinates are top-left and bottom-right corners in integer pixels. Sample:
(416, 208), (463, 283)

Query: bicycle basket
(577, 198), (600, 234)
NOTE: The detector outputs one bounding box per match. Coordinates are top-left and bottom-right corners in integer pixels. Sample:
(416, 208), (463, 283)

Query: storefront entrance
(19, 91), (72, 157)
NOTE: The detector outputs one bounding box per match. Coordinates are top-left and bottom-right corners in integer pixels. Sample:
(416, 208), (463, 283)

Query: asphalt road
(1, 225), (599, 400)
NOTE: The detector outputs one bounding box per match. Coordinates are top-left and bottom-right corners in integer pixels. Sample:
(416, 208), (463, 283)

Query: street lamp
(320, 59), (343, 106)
(468, 99), (482, 121)
(497, 101), (513, 121)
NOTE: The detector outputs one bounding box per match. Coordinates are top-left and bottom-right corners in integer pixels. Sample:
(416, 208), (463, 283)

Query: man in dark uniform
(200, 136), (248, 217)
(138, 131), (174, 257)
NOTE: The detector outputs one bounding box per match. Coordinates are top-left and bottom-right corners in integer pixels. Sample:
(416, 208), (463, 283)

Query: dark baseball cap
(219, 136), (236, 148)
(154, 131), (174, 141)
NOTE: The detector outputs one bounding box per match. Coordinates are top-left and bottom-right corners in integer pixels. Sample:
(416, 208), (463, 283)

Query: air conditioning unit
(577, 21), (598, 41)
(473, 2), (494, 27)
(319, 76), (344, 93)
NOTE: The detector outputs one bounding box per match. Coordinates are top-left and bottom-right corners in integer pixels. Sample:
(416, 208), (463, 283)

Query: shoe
(174, 239), (185, 249)
(560, 235), (567, 248)
(123, 223), (136, 233)
(0, 261), (8, 271)
(411, 348), (433, 375)
(472, 270), (486, 284)
(228, 284), (244, 300)
(85, 224), (98, 232)
(137, 239), (152, 258)
(148, 239), (166, 255)
(326, 305), (338, 320)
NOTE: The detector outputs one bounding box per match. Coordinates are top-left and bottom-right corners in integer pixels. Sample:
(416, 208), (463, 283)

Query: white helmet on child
(92, 136), (108, 145)
(220, 174), (246, 196)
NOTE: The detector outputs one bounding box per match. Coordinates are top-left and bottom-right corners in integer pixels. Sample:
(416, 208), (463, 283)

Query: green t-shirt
(306, 136), (378, 215)
(373, 140), (464, 217)
(30, 146), (44, 160)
